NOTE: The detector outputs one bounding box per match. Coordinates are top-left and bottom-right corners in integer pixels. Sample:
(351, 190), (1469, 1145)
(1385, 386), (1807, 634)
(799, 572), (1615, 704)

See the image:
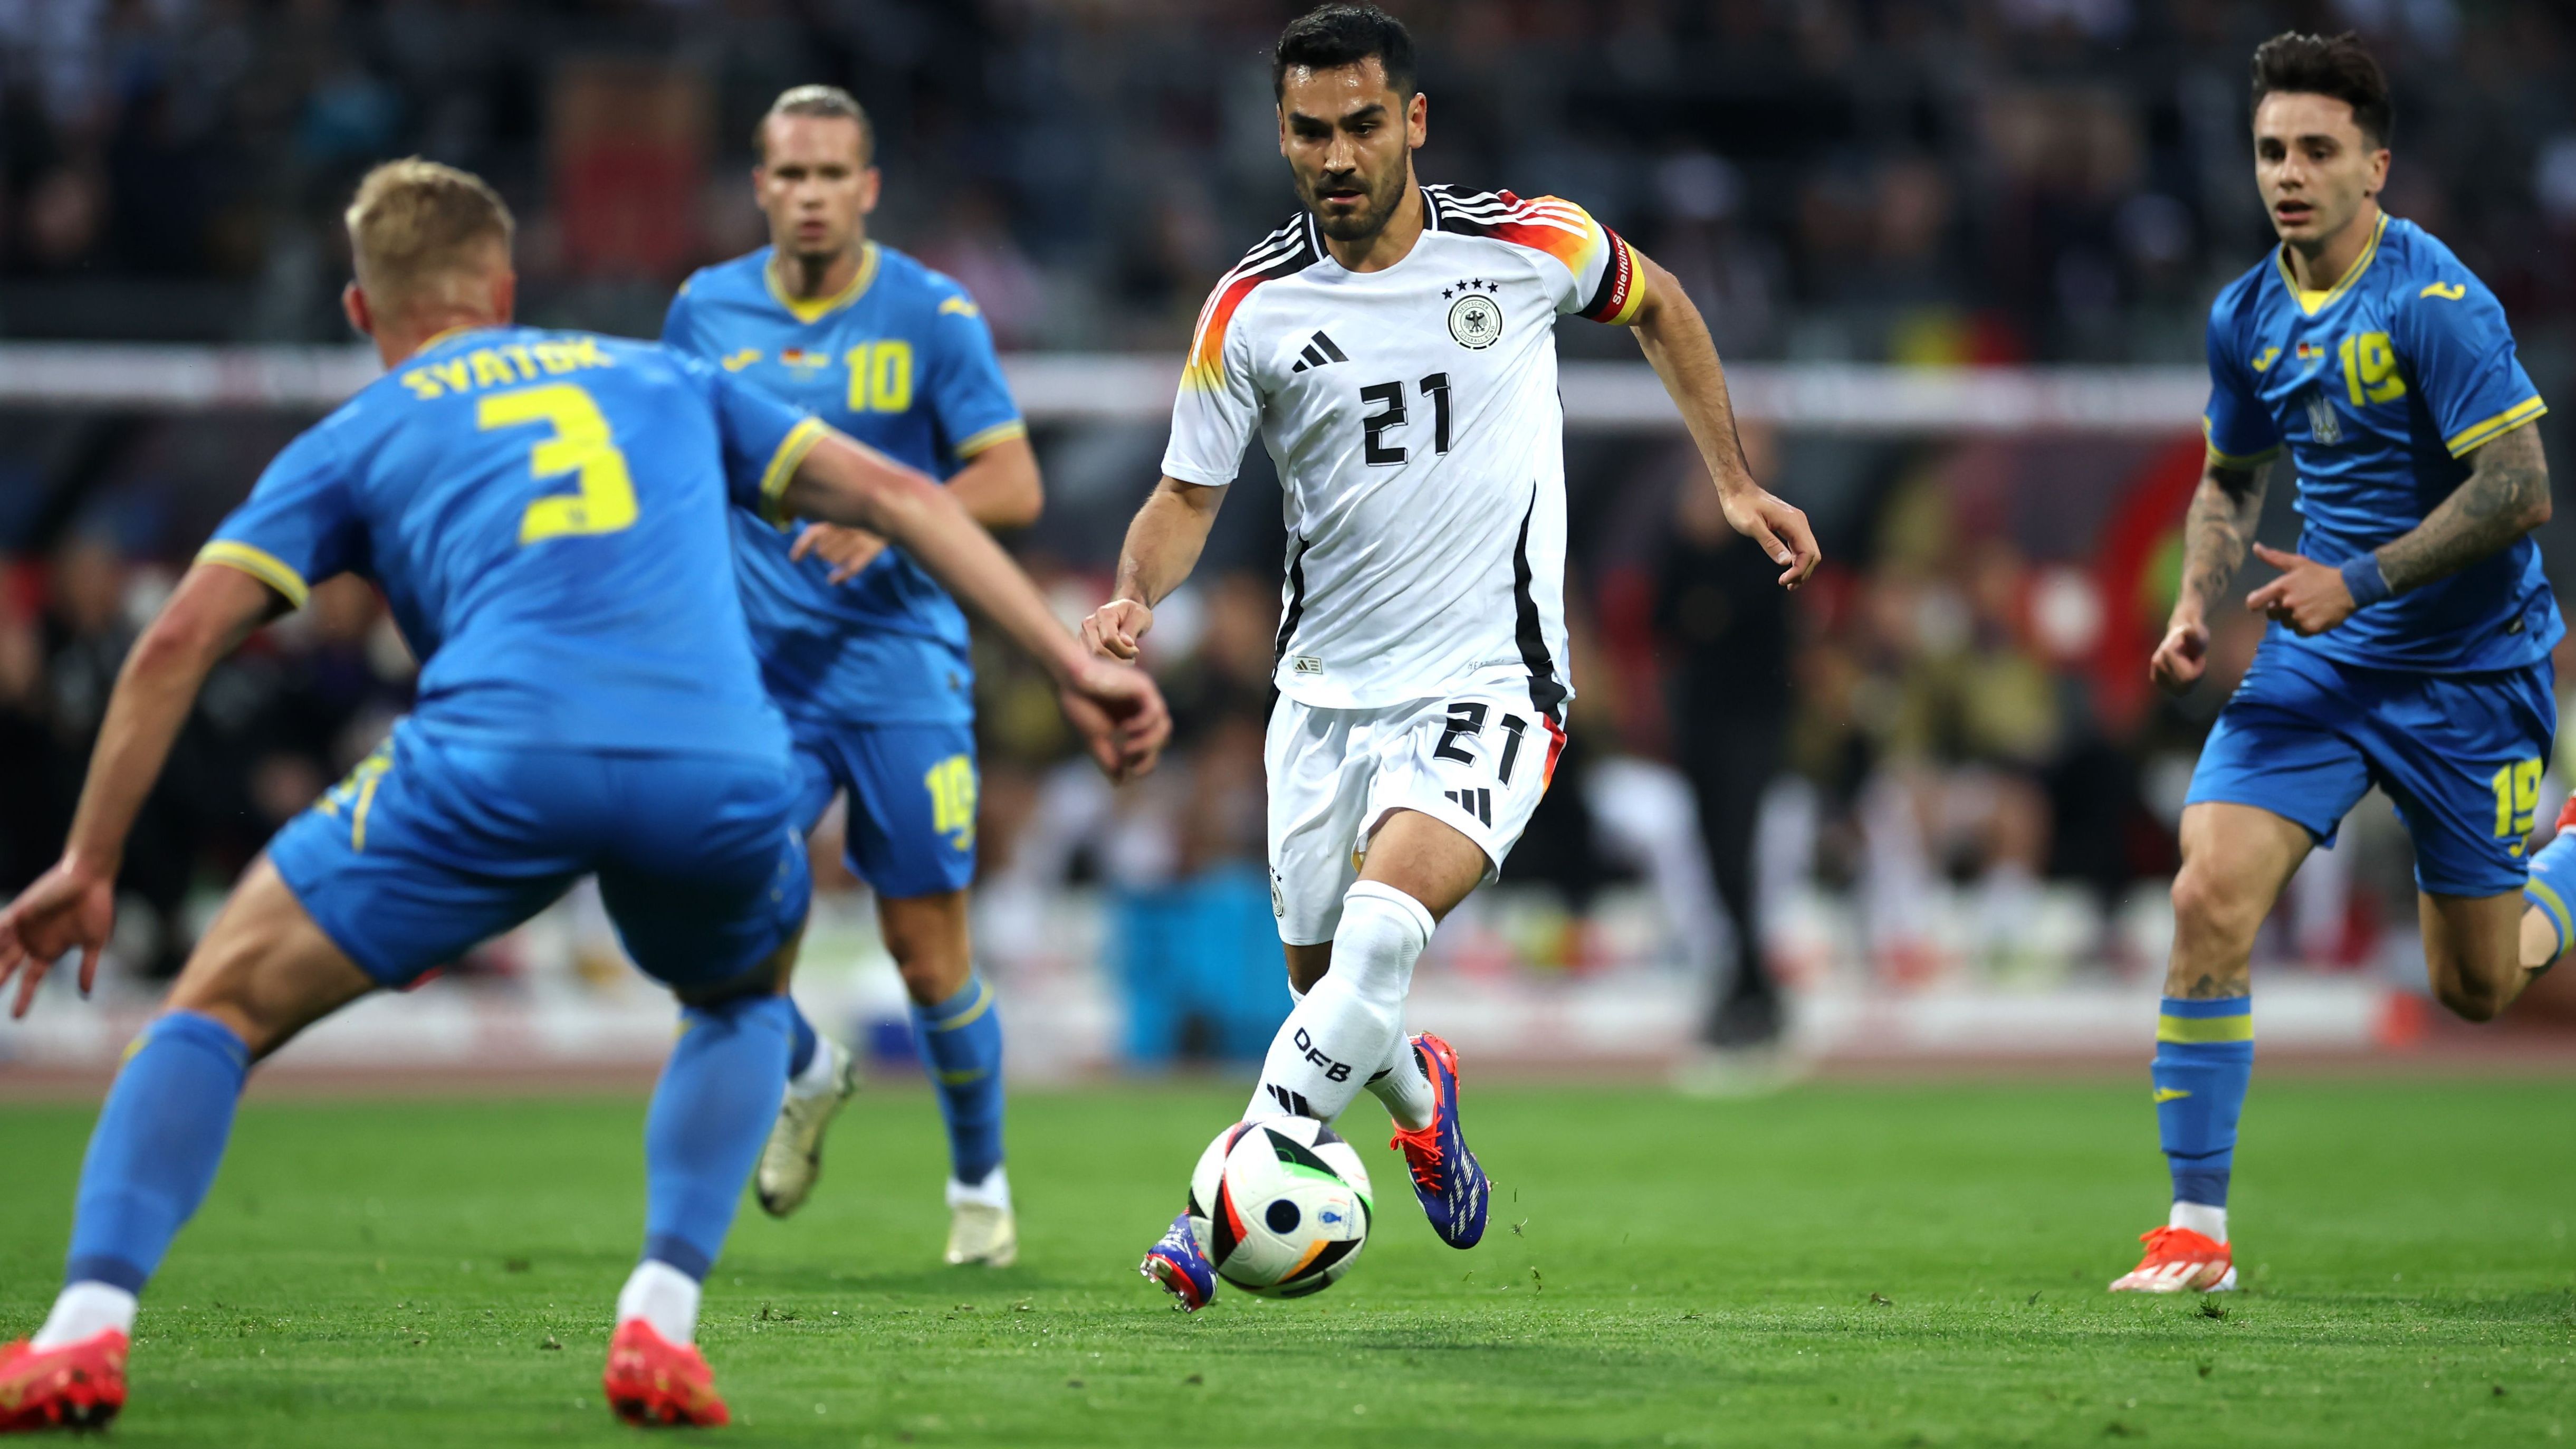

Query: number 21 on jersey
(478, 383), (639, 546)
(1359, 373), (1453, 466)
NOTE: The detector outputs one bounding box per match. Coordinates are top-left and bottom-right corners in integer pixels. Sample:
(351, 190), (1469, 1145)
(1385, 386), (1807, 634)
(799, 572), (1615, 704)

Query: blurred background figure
(1656, 426), (1793, 1053)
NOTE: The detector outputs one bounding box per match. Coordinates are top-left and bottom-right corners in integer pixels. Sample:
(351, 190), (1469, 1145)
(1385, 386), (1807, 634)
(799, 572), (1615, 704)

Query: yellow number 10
(479, 383), (639, 546)
(2492, 757), (2543, 844)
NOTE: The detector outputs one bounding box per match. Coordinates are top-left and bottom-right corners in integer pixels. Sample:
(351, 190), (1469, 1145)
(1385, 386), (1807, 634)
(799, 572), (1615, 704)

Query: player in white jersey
(1089, 5), (1819, 1310)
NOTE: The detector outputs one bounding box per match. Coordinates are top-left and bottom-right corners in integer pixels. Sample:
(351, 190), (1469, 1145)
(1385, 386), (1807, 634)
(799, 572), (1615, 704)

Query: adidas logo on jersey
(1444, 787), (1493, 827)
(1290, 330), (1349, 373)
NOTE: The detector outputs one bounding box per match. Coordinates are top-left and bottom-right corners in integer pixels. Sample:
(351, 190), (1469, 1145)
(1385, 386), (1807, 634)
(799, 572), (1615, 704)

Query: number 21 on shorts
(2492, 757), (2542, 855)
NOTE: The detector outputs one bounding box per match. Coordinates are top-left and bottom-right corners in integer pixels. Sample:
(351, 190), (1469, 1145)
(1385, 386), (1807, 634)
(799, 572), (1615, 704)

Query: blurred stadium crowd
(9, 0), (2576, 1055)
(5, 0), (2576, 358)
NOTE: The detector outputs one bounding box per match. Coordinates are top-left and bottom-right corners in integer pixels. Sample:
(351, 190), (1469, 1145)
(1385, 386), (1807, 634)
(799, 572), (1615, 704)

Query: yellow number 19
(479, 383), (639, 546)
(2339, 331), (2408, 407)
(2492, 757), (2542, 846)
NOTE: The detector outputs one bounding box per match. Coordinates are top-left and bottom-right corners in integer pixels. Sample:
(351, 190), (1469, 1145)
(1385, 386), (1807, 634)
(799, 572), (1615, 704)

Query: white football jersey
(1161, 185), (1644, 714)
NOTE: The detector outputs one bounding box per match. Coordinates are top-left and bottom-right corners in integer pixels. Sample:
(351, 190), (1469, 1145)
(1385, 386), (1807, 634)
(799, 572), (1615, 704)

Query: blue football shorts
(786, 718), (978, 900)
(2185, 640), (2556, 897)
(269, 721), (810, 990)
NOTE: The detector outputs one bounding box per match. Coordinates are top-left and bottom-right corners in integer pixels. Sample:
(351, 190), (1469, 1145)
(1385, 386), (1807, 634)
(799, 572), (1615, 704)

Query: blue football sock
(641, 994), (792, 1280)
(912, 975), (1005, 1186)
(2151, 996), (2254, 1211)
(784, 1000), (819, 1081)
(2523, 829), (2576, 965)
(64, 1011), (251, 1293)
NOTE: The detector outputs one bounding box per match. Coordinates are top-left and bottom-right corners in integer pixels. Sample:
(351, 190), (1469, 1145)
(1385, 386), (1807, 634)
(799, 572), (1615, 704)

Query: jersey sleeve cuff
(1579, 233), (1645, 325)
(195, 540), (310, 609)
(758, 416), (830, 528)
(2444, 396), (2548, 457)
(953, 419), (1028, 459)
(2200, 418), (2281, 468)
(1159, 457), (1237, 488)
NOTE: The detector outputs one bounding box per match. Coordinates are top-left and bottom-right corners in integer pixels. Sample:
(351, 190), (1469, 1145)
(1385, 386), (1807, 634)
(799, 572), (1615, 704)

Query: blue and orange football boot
(1138, 1210), (1216, 1313)
(602, 1319), (730, 1427)
(0, 1329), (127, 1433)
(1387, 1033), (1490, 1248)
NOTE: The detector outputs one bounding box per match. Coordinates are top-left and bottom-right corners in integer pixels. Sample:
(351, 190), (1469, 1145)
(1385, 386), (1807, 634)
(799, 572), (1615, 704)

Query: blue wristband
(2340, 553), (2392, 607)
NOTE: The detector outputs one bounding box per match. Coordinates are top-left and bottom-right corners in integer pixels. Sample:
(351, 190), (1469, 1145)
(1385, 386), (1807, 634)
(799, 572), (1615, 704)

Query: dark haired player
(2123, 32), (2561, 1293)
(1084, 4), (1816, 1310)
(663, 87), (1039, 1266)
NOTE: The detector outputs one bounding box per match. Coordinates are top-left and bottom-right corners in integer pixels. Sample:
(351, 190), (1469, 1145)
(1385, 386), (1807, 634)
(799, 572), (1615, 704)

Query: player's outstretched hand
(1721, 486), (1822, 590)
(790, 522), (888, 585)
(1057, 655), (1172, 783)
(2150, 617), (2210, 694)
(1079, 598), (1155, 661)
(0, 855), (116, 1019)
(2243, 543), (2359, 637)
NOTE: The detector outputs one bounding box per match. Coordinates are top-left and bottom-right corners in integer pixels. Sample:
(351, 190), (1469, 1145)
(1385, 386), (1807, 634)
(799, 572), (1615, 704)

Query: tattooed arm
(2150, 454), (2273, 694)
(2246, 423), (2553, 637)
(2378, 423), (2552, 593)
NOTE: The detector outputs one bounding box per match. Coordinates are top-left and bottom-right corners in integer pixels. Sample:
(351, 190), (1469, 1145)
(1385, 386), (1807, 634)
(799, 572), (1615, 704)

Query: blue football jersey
(2203, 214), (2559, 672)
(663, 242), (1026, 726)
(200, 326), (822, 759)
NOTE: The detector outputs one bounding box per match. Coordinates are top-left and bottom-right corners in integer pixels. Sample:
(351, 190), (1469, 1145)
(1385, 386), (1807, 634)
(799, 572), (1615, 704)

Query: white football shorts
(1265, 682), (1564, 946)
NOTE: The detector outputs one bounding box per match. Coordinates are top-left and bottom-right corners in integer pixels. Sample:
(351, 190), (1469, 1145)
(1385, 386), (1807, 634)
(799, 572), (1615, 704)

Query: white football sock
(948, 1165), (1012, 1212)
(1247, 881), (1433, 1123)
(1287, 965), (1437, 1129)
(2170, 1200), (2228, 1244)
(1366, 1032), (1437, 1132)
(32, 1282), (136, 1348)
(616, 1259), (702, 1346)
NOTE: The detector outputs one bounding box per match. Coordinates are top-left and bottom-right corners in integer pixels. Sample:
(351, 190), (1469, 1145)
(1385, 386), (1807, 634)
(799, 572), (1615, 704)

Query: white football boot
(945, 1167), (1018, 1266)
(755, 1035), (858, 1218)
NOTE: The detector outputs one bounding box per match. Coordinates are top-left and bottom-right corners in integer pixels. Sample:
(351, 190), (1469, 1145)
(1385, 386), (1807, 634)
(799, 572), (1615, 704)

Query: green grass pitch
(3, 1079), (2572, 1445)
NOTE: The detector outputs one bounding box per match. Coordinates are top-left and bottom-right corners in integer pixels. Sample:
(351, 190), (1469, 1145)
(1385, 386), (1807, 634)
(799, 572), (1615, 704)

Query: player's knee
(1282, 942), (1332, 995)
(2169, 866), (2263, 947)
(2433, 974), (2507, 1023)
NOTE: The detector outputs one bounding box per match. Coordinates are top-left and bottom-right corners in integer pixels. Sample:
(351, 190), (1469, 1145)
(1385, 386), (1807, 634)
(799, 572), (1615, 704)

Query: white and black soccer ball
(1187, 1117), (1374, 1298)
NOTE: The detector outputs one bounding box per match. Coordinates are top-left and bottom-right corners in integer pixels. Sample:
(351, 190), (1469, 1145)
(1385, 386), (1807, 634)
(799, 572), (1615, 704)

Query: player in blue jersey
(660, 85), (1039, 1265)
(2118, 33), (2561, 1295)
(0, 160), (1165, 1432)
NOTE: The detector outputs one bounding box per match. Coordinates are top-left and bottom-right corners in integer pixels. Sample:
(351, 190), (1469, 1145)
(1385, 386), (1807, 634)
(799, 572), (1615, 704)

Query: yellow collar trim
(767, 243), (880, 324)
(2276, 213), (2387, 318)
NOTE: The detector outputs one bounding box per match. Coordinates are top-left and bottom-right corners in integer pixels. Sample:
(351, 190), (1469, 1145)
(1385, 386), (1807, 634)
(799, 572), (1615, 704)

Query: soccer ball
(1188, 1117), (1374, 1298)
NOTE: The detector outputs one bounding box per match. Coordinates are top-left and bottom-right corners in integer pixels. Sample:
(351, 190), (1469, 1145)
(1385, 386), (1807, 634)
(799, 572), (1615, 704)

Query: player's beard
(1303, 159), (1408, 244)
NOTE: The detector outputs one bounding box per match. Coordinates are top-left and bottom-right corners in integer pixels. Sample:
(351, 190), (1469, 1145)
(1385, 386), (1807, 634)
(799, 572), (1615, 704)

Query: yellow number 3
(2492, 757), (2543, 851)
(479, 384), (639, 546)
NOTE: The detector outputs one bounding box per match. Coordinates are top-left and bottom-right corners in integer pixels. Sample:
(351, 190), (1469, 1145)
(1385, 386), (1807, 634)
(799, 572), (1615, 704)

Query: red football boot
(2108, 1226), (2236, 1293)
(602, 1319), (730, 1428)
(0, 1330), (128, 1433)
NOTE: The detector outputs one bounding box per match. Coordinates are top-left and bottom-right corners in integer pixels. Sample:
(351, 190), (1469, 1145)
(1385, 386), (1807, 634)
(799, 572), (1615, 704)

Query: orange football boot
(0, 1330), (128, 1433)
(2108, 1226), (2236, 1293)
(602, 1319), (730, 1427)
